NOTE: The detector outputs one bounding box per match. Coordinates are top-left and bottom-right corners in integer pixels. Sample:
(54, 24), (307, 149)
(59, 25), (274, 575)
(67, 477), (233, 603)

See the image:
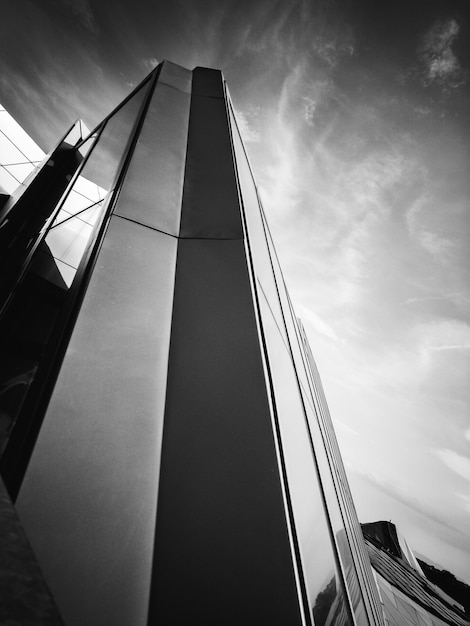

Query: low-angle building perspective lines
(0, 1), (469, 625)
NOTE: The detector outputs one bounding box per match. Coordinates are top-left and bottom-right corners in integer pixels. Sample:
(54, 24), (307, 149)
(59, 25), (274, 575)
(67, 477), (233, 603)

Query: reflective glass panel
(17, 217), (178, 626)
(0, 165), (21, 193)
(0, 108), (45, 163)
(258, 289), (352, 625)
(228, 102), (289, 346)
(0, 82), (149, 480)
(80, 79), (150, 191)
(300, 383), (368, 623)
(2, 162), (36, 183)
(300, 329), (383, 625)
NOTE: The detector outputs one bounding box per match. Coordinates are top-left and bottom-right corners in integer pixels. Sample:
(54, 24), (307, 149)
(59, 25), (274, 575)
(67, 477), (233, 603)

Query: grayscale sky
(1, 0), (469, 583)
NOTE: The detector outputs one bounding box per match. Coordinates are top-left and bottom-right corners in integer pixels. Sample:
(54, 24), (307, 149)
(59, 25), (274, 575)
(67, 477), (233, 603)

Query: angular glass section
(81, 78), (151, 191)
(0, 80), (150, 492)
(114, 76), (191, 235)
(0, 119), (86, 291)
(17, 218), (178, 626)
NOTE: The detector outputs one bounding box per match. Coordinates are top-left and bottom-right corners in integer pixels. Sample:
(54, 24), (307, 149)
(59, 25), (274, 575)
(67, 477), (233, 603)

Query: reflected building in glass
(0, 61), (386, 626)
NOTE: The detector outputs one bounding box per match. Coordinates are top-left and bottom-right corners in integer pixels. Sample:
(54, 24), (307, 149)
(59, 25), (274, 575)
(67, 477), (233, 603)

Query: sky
(1, 0), (470, 584)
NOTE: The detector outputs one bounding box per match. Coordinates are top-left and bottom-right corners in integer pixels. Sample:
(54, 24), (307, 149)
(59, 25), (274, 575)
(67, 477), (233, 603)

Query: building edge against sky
(0, 60), (385, 625)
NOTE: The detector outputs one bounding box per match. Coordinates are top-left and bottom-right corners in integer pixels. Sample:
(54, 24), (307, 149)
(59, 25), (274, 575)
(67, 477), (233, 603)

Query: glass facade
(0, 61), (386, 626)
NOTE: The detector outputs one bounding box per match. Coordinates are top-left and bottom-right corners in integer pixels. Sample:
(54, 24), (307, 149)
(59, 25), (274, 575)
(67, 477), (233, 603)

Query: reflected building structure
(362, 522), (470, 626)
(0, 61), (387, 625)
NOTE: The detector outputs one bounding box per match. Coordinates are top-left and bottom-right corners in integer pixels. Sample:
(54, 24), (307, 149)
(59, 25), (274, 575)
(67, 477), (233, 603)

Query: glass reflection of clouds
(0, 104), (45, 194)
(45, 173), (107, 287)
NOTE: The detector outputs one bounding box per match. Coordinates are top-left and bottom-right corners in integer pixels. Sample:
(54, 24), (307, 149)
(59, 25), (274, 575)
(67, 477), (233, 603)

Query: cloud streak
(436, 449), (470, 482)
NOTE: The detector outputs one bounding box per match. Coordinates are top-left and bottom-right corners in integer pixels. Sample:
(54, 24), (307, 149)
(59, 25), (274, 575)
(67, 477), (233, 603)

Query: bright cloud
(142, 57), (159, 71)
(295, 303), (339, 342)
(235, 110), (260, 143)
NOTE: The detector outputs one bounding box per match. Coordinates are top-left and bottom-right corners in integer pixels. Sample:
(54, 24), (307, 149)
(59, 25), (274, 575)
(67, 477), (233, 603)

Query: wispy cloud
(235, 110), (260, 143)
(415, 319), (470, 356)
(436, 449), (470, 482)
(58, 0), (99, 35)
(406, 192), (455, 262)
(406, 293), (462, 305)
(418, 18), (464, 87)
(418, 230), (454, 258)
(295, 303), (338, 342)
(311, 32), (354, 70)
(142, 57), (159, 71)
(457, 493), (470, 514)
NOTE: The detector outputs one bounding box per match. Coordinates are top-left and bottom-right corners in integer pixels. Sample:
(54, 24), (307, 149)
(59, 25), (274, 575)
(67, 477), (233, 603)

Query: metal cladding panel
(17, 217), (178, 626)
(178, 68), (243, 239)
(190, 65), (225, 97)
(158, 60), (192, 93)
(148, 238), (302, 626)
(114, 69), (191, 236)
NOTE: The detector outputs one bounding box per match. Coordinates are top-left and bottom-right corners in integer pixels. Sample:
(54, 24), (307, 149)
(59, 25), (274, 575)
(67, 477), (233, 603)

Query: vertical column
(148, 68), (303, 626)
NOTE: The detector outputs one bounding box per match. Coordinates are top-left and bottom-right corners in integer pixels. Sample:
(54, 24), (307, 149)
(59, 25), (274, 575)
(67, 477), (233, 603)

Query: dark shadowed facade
(0, 61), (385, 626)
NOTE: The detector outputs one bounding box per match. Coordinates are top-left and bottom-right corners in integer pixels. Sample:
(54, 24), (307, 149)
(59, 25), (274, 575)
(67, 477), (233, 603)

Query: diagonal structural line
(50, 197), (104, 229)
(1, 160), (42, 167)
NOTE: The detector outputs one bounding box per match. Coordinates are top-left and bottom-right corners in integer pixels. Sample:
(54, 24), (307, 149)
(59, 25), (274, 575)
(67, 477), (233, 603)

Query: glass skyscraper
(0, 61), (385, 626)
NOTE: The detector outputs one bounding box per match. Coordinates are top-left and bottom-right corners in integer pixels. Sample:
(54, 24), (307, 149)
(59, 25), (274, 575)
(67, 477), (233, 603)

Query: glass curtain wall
(227, 88), (384, 626)
(0, 73), (154, 497)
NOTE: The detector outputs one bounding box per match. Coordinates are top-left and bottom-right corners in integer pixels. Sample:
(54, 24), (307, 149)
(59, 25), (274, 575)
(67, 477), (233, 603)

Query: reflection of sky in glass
(0, 104), (45, 194)
(0, 106), (105, 287)
(46, 176), (107, 286)
(42, 81), (151, 286)
(229, 99), (353, 623)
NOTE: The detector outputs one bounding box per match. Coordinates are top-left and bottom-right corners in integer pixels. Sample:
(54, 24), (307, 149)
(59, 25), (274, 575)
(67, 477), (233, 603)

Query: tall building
(0, 60), (385, 626)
